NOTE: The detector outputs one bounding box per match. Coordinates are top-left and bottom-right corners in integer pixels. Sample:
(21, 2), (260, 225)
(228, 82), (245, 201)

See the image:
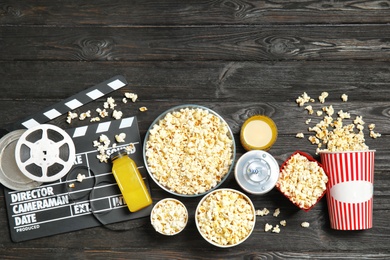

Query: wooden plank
(1, 25), (390, 61)
(1, 61), (390, 102)
(1, 1), (390, 26)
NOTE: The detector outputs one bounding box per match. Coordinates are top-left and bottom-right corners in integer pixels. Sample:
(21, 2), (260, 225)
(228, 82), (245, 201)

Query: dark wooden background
(1, 1), (390, 259)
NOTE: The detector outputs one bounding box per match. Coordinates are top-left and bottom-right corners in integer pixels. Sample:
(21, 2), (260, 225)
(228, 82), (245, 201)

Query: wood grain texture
(1, 1), (390, 259)
(1, 26), (390, 61)
(1, 0), (390, 26)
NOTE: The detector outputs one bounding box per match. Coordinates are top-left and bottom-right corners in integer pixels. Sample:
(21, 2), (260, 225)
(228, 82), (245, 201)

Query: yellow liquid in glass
(111, 153), (152, 212)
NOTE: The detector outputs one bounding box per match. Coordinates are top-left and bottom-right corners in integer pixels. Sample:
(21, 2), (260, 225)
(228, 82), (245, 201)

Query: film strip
(4, 116), (152, 242)
(4, 75), (127, 132)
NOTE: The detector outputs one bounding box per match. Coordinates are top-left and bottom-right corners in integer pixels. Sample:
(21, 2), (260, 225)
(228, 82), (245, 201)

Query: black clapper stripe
(6, 75), (127, 132)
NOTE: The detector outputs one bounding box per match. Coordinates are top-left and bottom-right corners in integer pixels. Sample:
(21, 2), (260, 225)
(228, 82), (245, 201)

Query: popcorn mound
(276, 151), (328, 211)
(145, 107), (234, 195)
(295, 92), (381, 153)
(196, 189), (255, 247)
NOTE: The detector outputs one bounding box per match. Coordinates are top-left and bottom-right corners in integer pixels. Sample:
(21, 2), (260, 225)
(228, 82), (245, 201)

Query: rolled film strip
(0, 75), (127, 191)
(0, 130), (42, 191)
(15, 124), (76, 183)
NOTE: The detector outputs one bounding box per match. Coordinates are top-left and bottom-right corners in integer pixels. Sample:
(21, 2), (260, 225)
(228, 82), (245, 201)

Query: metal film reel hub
(15, 124), (76, 183)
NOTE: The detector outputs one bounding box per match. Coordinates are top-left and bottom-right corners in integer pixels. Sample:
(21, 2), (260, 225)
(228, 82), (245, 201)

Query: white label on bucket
(330, 181), (373, 203)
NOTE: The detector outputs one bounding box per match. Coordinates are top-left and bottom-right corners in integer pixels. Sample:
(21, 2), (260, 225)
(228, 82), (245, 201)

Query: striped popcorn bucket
(319, 150), (375, 230)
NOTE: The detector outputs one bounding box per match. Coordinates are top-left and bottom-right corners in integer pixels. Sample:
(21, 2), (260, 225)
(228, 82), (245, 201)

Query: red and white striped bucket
(319, 150), (375, 230)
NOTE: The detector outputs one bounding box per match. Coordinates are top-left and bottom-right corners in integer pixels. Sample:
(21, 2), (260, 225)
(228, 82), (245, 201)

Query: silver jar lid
(234, 150), (279, 195)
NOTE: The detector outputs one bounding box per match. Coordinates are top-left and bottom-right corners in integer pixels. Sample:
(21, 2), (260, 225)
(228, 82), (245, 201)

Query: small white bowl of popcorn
(195, 188), (256, 248)
(150, 198), (188, 236)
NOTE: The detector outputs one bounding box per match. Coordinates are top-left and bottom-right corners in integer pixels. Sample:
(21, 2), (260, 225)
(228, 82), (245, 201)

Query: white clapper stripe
(65, 99), (83, 110)
(96, 122), (111, 133)
(107, 79), (126, 90)
(87, 89), (105, 100)
(21, 119), (40, 129)
(73, 126), (89, 138)
(44, 109), (62, 120)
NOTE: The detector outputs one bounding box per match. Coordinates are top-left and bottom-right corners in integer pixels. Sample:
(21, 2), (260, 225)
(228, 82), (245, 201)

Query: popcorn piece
(122, 97), (128, 104)
(316, 110), (323, 117)
(96, 108), (109, 118)
(255, 208), (270, 217)
(273, 208), (280, 217)
(341, 94), (348, 102)
(151, 199), (188, 235)
(139, 106), (148, 112)
(301, 221), (310, 228)
(319, 92), (329, 104)
(277, 153), (328, 210)
(112, 110), (123, 120)
(272, 225), (281, 233)
(305, 105), (314, 115)
(296, 133), (304, 139)
(115, 133), (126, 143)
(125, 143), (136, 153)
(68, 183), (75, 188)
(125, 92), (138, 103)
(66, 111), (78, 124)
(280, 220), (286, 227)
(196, 190), (255, 246)
(90, 117), (100, 122)
(305, 119), (311, 124)
(104, 97), (117, 110)
(265, 223), (273, 232)
(296, 92), (311, 107)
(145, 107), (234, 195)
(94, 134), (111, 163)
(76, 173), (86, 183)
(79, 110), (91, 121)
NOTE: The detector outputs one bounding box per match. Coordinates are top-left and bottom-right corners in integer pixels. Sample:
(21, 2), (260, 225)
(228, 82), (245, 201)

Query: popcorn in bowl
(195, 188), (256, 248)
(150, 198), (188, 236)
(143, 105), (235, 197)
(276, 151), (328, 211)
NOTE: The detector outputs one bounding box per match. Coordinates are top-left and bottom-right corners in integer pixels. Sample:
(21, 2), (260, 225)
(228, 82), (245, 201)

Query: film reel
(15, 124), (76, 183)
(0, 130), (42, 190)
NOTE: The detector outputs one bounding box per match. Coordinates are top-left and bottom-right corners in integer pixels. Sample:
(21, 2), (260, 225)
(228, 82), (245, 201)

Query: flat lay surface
(1, 1), (390, 259)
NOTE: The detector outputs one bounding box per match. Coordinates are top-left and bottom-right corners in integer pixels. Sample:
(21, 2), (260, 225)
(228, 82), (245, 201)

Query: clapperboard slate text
(4, 116), (152, 242)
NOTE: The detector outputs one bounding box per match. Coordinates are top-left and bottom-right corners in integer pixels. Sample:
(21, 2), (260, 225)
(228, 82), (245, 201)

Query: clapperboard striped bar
(10, 75), (127, 131)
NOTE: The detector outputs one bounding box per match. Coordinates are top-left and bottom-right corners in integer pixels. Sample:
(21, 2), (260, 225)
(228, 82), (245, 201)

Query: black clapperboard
(2, 76), (152, 242)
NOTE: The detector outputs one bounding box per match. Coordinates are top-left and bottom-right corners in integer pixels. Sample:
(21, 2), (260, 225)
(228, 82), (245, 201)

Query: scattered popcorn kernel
(273, 208), (280, 217)
(77, 173), (86, 183)
(316, 110), (323, 117)
(139, 106), (148, 112)
(125, 92), (138, 102)
(296, 92), (311, 107)
(66, 111), (78, 124)
(280, 220), (287, 227)
(90, 117), (100, 122)
(341, 94), (348, 102)
(68, 183), (75, 188)
(272, 225), (281, 233)
(296, 133), (304, 138)
(122, 97), (128, 104)
(305, 105), (314, 115)
(115, 133), (126, 143)
(265, 223), (273, 232)
(112, 110), (123, 120)
(79, 110), (91, 121)
(256, 208), (270, 217)
(305, 119), (311, 124)
(319, 92), (329, 104)
(96, 108), (109, 118)
(301, 222), (310, 228)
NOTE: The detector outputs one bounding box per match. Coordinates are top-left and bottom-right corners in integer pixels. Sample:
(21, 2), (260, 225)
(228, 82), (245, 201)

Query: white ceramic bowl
(143, 104), (236, 197)
(195, 188), (256, 248)
(150, 198), (188, 236)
